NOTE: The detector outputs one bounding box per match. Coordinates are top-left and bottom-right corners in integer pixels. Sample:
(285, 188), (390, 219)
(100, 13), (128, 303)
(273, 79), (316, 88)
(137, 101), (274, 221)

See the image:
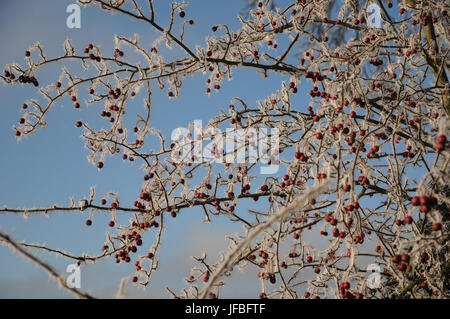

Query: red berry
(420, 204), (430, 213)
(397, 263), (407, 271)
(419, 196), (428, 205)
(432, 223), (442, 231)
(401, 254), (410, 263)
(341, 281), (350, 290)
(403, 216), (413, 225)
(392, 255), (400, 263)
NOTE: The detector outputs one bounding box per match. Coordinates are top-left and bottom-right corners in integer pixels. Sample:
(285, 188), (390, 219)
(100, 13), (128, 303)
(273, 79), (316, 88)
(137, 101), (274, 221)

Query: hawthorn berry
(341, 281), (350, 290)
(397, 263), (407, 271)
(392, 255), (400, 263)
(403, 216), (413, 225)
